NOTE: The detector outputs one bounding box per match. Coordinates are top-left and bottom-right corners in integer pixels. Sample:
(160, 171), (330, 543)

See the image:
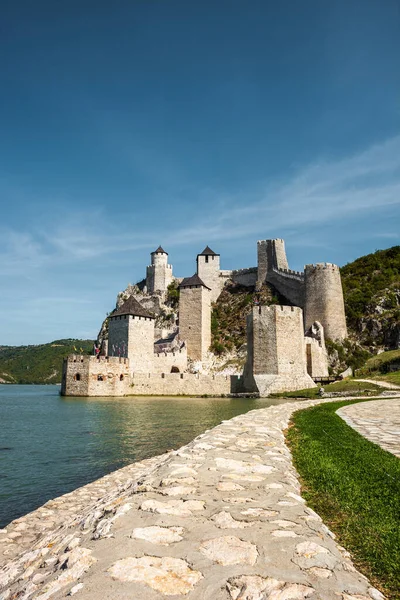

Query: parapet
(304, 262), (340, 272)
(65, 354), (130, 366)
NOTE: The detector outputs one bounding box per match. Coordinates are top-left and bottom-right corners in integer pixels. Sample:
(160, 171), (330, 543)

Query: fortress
(61, 238), (347, 397)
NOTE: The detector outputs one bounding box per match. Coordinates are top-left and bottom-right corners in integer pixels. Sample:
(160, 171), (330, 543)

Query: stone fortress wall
(62, 237), (345, 397)
(178, 282), (211, 362)
(152, 347), (188, 374)
(108, 314), (154, 373)
(61, 355), (239, 397)
(243, 305), (317, 396)
(304, 263), (348, 341)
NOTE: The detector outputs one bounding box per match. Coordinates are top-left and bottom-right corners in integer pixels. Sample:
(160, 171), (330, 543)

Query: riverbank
(1, 395), (392, 599)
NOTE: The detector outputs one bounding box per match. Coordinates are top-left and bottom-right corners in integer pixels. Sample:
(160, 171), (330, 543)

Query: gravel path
(1, 396), (391, 600)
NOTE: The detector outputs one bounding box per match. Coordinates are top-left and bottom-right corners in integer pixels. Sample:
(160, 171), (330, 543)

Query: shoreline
(0, 396), (390, 599)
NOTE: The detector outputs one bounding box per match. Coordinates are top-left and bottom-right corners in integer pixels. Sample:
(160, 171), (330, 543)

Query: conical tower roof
(198, 245), (219, 256)
(152, 245), (168, 255)
(179, 274), (211, 290)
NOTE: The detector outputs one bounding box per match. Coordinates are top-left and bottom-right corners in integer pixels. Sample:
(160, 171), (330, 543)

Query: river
(0, 385), (294, 528)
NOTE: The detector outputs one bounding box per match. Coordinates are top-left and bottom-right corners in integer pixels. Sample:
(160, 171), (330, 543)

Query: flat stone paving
(0, 397), (390, 600)
(337, 398), (400, 458)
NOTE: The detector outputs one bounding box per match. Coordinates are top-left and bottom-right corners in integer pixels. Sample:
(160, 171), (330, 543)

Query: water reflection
(0, 386), (296, 527)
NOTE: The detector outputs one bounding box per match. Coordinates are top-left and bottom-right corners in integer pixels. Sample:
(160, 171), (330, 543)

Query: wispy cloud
(1, 134), (399, 277)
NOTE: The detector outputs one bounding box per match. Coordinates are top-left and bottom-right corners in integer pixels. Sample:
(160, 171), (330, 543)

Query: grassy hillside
(0, 339), (94, 384)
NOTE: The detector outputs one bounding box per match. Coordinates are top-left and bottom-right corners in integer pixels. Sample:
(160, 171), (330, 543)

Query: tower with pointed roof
(146, 246), (173, 295)
(196, 246), (222, 303)
(108, 296), (155, 372)
(178, 274), (211, 362)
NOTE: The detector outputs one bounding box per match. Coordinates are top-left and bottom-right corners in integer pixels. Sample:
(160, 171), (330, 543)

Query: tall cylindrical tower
(146, 246), (173, 294)
(304, 263), (347, 341)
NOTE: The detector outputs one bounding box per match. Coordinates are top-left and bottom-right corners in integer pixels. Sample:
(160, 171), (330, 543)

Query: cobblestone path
(1, 397), (390, 600)
(337, 398), (400, 458)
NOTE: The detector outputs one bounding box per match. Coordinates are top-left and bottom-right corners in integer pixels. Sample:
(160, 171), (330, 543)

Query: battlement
(147, 263), (173, 270)
(304, 262), (340, 272)
(256, 304), (302, 316)
(154, 348), (185, 357)
(109, 314), (154, 322)
(271, 266), (305, 280)
(66, 354), (130, 366)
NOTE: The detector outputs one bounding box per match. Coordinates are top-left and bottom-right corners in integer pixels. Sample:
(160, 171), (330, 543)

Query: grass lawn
(271, 379), (383, 399)
(286, 399), (400, 599)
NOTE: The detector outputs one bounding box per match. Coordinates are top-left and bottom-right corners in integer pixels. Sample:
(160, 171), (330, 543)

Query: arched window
(74, 373), (81, 381)
(120, 374), (124, 381)
(171, 366), (180, 373)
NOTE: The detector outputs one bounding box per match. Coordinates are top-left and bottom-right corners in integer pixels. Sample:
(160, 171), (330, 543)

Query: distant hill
(0, 339), (94, 384)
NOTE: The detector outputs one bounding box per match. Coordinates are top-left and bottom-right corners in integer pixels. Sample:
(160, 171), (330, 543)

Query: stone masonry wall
(61, 356), (130, 396)
(197, 255), (222, 302)
(305, 338), (329, 378)
(108, 315), (154, 373)
(130, 372), (239, 396)
(146, 252), (173, 294)
(231, 267), (258, 287)
(304, 263), (348, 341)
(179, 286), (211, 361)
(152, 348), (188, 373)
(243, 305), (316, 396)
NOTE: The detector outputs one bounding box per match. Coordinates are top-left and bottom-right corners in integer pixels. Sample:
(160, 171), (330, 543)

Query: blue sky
(1, 0), (399, 345)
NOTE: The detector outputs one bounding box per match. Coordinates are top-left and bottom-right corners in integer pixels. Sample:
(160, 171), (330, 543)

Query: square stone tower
(108, 296), (155, 373)
(196, 246), (222, 302)
(179, 274), (211, 362)
(244, 304), (316, 396)
(146, 246), (173, 294)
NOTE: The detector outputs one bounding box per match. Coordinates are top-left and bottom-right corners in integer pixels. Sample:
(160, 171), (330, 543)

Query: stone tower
(257, 239), (289, 286)
(196, 246), (221, 302)
(178, 274), (211, 361)
(108, 296), (155, 372)
(304, 263), (347, 341)
(244, 304), (316, 396)
(146, 246), (173, 294)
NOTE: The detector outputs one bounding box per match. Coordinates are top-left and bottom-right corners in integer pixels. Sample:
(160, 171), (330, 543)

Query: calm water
(0, 385), (294, 528)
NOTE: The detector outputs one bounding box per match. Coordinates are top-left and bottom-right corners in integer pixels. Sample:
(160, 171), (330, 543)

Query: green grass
(286, 399), (400, 599)
(271, 379), (383, 399)
(365, 349), (400, 370)
(373, 372), (400, 386)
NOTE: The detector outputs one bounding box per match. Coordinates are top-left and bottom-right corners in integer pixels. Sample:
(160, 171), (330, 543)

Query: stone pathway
(0, 397), (390, 600)
(337, 398), (400, 458)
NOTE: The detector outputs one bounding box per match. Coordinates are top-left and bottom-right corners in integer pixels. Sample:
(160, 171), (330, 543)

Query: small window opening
(74, 373), (80, 381)
(205, 255), (209, 263)
(97, 375), (104, 381)
(171, 366), (180, 373)
(120, 374), (124, 381)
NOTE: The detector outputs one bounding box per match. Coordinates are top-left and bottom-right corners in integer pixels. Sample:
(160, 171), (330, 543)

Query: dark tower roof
(197, 245), (219, 256)
(152, 245), (168, 255)
(179, 274), (211, 290)
(111, 296), (155, 319)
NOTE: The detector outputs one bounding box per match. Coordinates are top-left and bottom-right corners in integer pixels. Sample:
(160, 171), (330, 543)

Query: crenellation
(62, 236), (343, 397)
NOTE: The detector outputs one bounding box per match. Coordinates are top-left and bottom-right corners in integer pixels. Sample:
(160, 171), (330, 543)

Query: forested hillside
(340, 246), (400, 348)
(0, 339), (94, 384)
